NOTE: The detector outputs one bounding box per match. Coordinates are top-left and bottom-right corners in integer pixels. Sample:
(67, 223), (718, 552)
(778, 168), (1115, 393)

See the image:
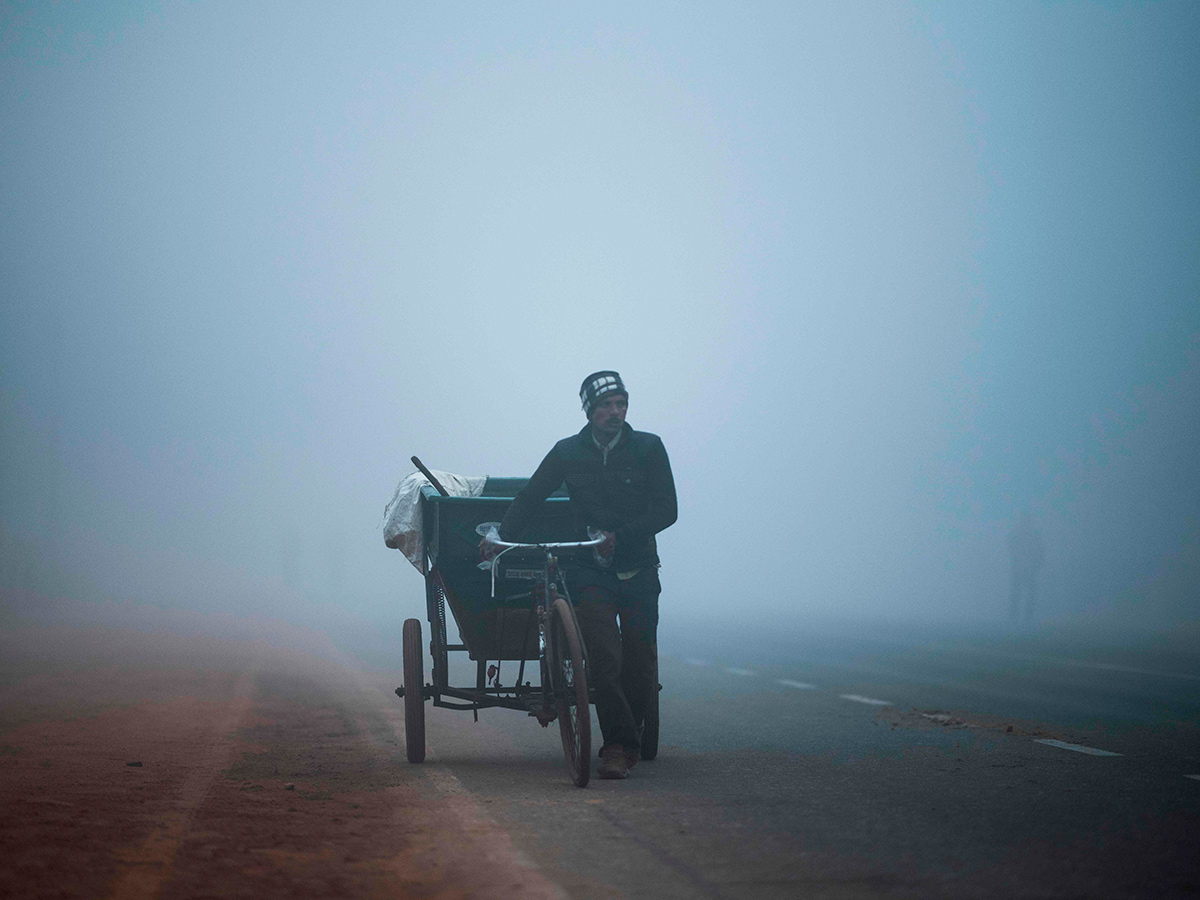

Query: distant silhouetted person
(1008, 511), (1045, 619)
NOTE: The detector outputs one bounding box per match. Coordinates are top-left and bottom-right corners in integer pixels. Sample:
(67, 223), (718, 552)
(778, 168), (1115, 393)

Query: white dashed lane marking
(1185, 774), (1200, 782)
(678, 657), (1171, 771)
(686, 659), (1144, 767)
(839, 694), (892, 706)
(1034, 739), (1122, 757)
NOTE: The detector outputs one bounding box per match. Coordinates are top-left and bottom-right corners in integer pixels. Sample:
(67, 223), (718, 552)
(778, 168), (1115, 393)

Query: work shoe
(624, 749), (640, 770)
(597, 744), (630, 779)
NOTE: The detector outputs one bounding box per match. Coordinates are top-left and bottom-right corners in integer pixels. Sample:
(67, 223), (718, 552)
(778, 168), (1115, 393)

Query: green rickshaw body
(421, 478), (575, 661)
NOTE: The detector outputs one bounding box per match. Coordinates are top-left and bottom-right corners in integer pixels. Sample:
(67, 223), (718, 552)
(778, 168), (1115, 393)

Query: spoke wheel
(402, 618), (426, 763)
(640, 653), (660, 761)
(550, 597), (591, 787)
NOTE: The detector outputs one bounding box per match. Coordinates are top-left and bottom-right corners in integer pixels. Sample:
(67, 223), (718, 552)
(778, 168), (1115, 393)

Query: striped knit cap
(579, 371), (627, 416)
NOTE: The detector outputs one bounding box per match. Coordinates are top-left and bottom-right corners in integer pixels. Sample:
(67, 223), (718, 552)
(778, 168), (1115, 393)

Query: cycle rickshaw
(394, 470), (660, 788)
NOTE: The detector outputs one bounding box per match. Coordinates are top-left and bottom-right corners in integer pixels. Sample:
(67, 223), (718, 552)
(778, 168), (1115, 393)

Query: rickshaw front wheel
(402, 618), (426, 763)
(551, 598), (591, 787)
(640, 654), (660, 761)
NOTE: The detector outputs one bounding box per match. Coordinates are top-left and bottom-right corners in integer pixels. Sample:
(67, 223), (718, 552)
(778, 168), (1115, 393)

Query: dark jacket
(499, 423), (677, 574)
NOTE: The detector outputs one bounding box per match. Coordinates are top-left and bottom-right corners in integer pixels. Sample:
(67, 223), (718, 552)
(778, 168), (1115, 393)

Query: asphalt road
(416, 616), (1200, 899)
(3, 607), (1197, 899)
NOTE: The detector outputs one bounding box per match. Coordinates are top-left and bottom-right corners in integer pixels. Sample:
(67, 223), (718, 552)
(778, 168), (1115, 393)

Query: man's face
(589, 392), (628, 440)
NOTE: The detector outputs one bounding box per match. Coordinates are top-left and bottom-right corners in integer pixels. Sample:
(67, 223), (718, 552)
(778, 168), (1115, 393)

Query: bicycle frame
(420, 535), (602, 721)
(489, 536), (599, 715)
(400, 481), (602, 784)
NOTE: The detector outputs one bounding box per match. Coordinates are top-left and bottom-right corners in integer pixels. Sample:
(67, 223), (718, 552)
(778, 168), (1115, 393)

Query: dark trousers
(570, 566), (660, 755)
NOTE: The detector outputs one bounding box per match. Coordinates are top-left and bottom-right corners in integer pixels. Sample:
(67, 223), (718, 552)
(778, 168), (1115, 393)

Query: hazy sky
(2, 2), (1197, 639)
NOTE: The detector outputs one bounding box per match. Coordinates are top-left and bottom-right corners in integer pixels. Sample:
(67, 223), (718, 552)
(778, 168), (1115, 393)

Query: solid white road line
(726, 667), (757, 676)
(839, 694), (892, 706)
(778, 679), (816, 690)
(1185, 774), (1200, 782)
(1034, 739), (1122, 757)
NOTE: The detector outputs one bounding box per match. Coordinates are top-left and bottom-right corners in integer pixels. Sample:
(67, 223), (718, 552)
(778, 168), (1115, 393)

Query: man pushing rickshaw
(482, 371), (677, 780)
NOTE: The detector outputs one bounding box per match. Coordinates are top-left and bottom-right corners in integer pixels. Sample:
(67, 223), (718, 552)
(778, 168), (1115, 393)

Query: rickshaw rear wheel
(402, 618), (426, 763)
(640, 654), (660, 761)
(551, 597), (591, 787)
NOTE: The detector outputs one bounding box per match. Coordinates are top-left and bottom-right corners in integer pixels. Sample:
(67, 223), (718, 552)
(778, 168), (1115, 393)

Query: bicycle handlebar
(476, 521), (605, 553)
(476, 523), (609, 595)
(488, 536), (605, 551)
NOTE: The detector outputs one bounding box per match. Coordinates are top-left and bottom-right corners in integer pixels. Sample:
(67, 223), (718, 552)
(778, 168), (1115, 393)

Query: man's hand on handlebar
(595, 530), (616, 558)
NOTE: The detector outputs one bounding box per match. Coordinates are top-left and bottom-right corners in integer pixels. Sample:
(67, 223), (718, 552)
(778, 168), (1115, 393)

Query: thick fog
(2, 2), (1197, 653)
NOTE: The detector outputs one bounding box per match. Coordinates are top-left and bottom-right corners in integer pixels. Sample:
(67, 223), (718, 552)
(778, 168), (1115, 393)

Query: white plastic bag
(382, 469), (486, 573)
